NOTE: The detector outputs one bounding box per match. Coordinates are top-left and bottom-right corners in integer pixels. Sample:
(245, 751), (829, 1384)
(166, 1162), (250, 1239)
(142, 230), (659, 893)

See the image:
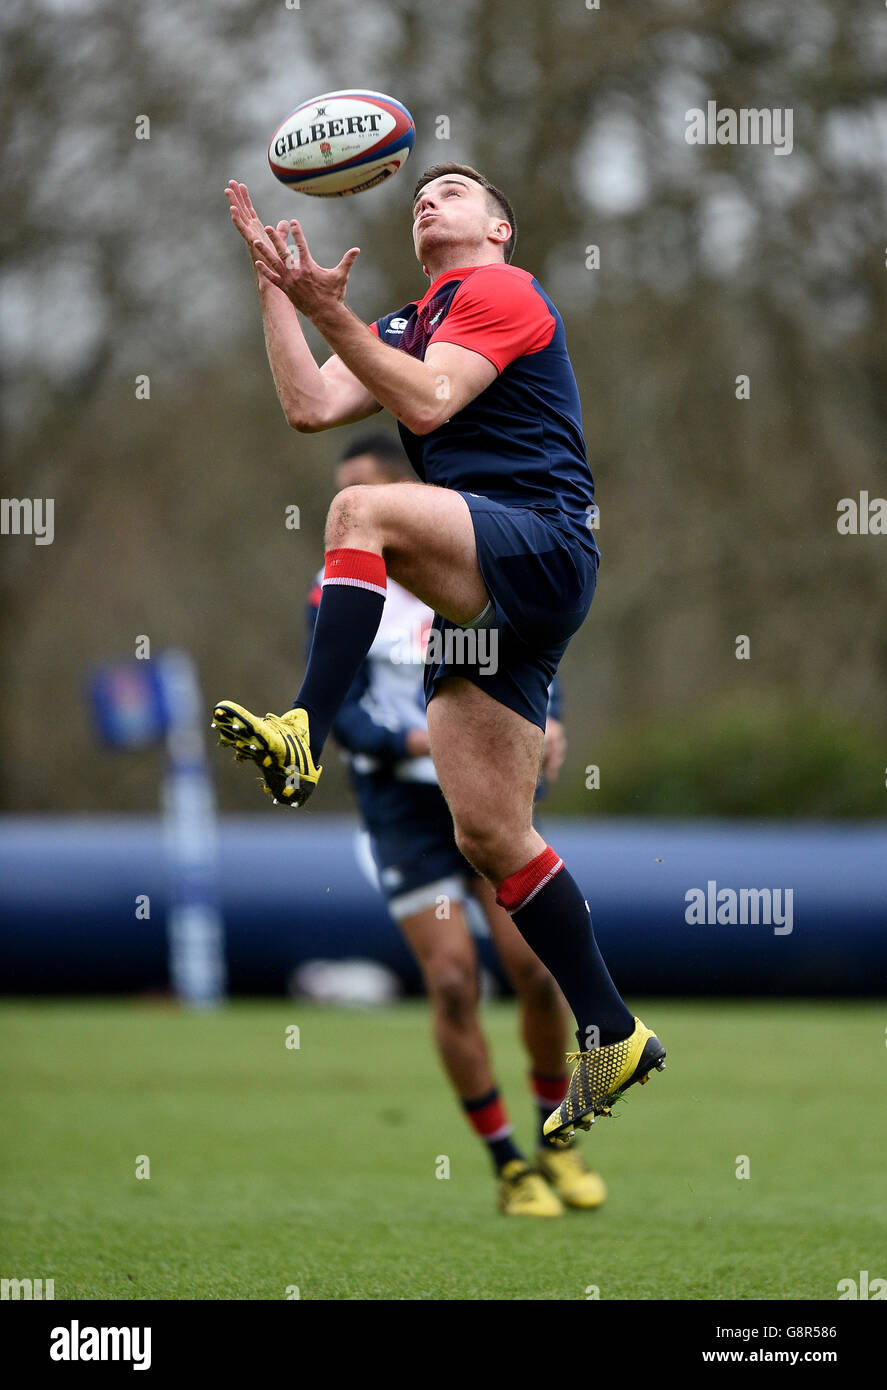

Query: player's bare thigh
(397, 899), (479, 996)
(325, 481), (488, 626)
(426, 676), (546, 882)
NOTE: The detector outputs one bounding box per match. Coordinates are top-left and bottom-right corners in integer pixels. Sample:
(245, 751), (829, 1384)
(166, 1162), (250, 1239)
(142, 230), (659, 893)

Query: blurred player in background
(311, 434), (605, 1216)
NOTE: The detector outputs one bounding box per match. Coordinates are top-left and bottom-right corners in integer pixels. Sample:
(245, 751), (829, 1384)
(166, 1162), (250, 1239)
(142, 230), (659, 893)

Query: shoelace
(561, 1048), (623, 1118)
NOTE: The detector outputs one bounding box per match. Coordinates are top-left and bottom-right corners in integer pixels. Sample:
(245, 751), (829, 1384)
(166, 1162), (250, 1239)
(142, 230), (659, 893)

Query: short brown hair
(412, 163), (516, 264)
(339, 432), (416, 480)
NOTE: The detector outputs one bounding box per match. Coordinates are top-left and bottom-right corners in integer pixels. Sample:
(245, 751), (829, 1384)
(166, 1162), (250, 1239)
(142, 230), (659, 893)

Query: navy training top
(371, 262), (599, 557)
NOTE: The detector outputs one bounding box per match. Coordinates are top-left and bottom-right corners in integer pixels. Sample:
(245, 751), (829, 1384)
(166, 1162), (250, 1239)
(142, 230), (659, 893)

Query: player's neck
(422, 247), (505, 283)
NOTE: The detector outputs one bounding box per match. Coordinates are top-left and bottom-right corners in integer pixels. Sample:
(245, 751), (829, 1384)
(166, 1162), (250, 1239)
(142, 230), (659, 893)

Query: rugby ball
(268, 89), (415, 197)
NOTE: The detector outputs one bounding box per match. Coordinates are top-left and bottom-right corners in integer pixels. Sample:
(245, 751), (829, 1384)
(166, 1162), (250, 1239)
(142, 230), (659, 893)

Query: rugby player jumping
(213, 165), (665, 1142)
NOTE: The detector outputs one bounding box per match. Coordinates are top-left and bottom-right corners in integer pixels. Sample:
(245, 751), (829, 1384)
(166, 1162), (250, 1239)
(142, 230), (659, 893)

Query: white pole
(159, 649), (227, 1007)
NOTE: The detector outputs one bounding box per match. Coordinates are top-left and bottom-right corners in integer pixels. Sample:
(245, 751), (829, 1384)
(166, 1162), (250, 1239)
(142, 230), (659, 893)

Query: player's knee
(452, 821), (511, 881)
(426, 957), (477, 1024)
(513, 961), (562, 1014)
(325, 485), (379, 547)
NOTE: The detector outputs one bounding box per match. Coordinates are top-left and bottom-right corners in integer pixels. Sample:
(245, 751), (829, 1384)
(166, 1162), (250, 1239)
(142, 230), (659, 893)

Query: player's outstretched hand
(225, 180), (288, 279)
(252, 219), (360, 319)
(404, 728), (432, 758)
(541, 717), (566, 784)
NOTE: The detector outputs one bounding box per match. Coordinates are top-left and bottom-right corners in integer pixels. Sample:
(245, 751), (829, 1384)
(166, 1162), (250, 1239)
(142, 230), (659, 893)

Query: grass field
(1, 997), (885, 1301)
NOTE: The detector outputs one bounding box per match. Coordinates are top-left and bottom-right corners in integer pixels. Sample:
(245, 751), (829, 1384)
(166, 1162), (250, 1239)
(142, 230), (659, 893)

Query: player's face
(335, 455), (390, 491)
(411, 176), (505, 267)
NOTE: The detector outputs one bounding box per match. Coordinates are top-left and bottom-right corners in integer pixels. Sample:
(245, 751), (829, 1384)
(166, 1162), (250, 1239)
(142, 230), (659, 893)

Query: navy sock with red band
(295, 547), (387, 757)
(462, 1089), (524, 1173)
(497, 847), (635, 1049)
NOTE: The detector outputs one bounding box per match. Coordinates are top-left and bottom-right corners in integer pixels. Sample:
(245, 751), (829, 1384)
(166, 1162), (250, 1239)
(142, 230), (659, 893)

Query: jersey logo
(428, 309), (444, 327)
(387, 317), (408, 333)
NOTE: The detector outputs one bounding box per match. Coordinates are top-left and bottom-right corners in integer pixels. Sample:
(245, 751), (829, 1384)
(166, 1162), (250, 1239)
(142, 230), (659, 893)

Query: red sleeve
(369, 321), (380, 337)
(427, 267), (555, 373)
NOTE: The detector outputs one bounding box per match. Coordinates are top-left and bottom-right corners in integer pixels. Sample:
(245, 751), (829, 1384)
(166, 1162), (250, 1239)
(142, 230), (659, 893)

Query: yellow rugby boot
(211, 701), (322, 807)
(535, 1145), (607, 1210)
(497, 1159), (564, 1217)
(543, 1017), (666, 1147)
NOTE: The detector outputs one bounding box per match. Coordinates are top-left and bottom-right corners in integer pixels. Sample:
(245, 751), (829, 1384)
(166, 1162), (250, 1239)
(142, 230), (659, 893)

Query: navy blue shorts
(423, 494), (599, 730)
(352, 774), (473, 907)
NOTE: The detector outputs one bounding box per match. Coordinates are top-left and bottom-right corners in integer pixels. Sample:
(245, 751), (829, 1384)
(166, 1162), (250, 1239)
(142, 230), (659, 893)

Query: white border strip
(322, 576), (387, 599)
(513, 856), (564, 912)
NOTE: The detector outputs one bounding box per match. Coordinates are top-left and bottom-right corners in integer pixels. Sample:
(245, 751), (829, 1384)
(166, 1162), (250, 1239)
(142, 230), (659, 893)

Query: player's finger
(232, 183), (251, 217)
(264, 224), (293, 265)
(251, 237), (279, 266)
(337, 247), (361, 275)
(288, 220), (312, 262)
(265, 222), (288, 249)
(275, 222), (296, 264)
(255, 259), (281, 285)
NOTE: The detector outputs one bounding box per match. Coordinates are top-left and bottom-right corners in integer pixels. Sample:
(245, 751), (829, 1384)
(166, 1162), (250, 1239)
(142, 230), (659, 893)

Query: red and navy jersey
(371, 263), (598, 554)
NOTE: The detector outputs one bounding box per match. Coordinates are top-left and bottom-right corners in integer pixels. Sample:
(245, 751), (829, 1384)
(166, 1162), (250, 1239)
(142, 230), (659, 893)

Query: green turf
(1, 998), (884, 1300)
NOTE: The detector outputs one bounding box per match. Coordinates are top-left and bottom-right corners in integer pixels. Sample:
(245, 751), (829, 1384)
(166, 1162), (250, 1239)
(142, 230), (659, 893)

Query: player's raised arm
(254, 220), (499, 435)
(226, 180), (381, 432)
(261, 293), (382, 432)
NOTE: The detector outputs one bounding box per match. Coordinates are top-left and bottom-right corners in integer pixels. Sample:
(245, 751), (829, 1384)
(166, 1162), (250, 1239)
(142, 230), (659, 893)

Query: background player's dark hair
(339, 432), (416, 480)
(412, 163), (516, 264)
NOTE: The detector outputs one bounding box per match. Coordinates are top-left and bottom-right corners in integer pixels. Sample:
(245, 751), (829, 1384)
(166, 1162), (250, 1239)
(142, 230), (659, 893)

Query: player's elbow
(284, 404), (329, 433)
(401, 403), (446, 436)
